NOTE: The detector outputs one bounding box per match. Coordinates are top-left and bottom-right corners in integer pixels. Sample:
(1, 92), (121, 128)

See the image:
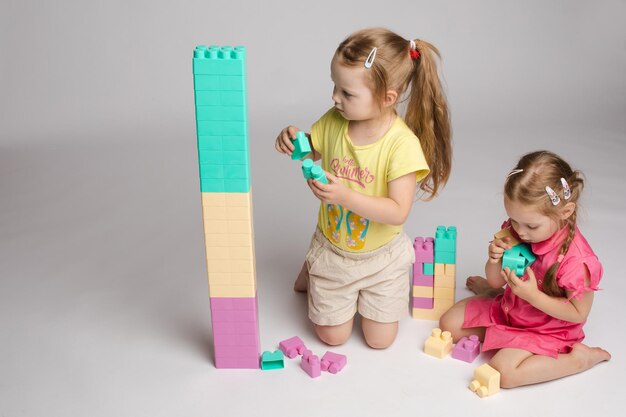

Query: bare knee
(314, 321), (353, 346)
(489, 359), (518, 389)
(362, 319), (397, 349)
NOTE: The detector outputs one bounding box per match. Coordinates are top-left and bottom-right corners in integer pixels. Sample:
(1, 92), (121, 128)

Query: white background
(1, 1), (624, 416)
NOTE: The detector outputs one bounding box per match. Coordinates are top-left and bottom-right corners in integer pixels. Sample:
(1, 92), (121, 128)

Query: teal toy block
(423, 262), (434, 275)
(291, 131), (311, 160)
(502, 244), (536, 277)
(197, 121), (246, 136)
(435, 225), (457, 253)
(193, 45), (246, 76)
(261, 350), (285, 370)
(434, 251), (456, 264)
(195, 90), (245, 106)
(302, 159), (328, 184)
(195, 106), (246, 122)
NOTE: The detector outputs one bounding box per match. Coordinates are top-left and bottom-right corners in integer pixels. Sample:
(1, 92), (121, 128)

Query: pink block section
(414, 237), (434, 263)
(412, 297), (434, 309)
(209, 297), (260, 369)
(279, 336), (307, 359)
(413, 273), (434, 286)
(451, 335), (481, 363)
(320, 351), (347, 374)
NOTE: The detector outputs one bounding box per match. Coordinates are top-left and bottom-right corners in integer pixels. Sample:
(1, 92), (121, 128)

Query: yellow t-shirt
(310, 108), (430, 252)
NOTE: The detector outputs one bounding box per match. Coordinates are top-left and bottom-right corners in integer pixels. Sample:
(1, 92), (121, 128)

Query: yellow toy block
(434, 263), (445, 275)
(435, 275), (455, 288)
(413, 285), (434, 298)
(434, 287), (454, 300)
(494, 227), (520, 247)
(412, 308), (442, 321)
(424, 328), (453, 358)
(208, 283), (256, 298)
(444, 264), (456, 277)
(469, 364), (500, 397)
(434, 298), (454, 311)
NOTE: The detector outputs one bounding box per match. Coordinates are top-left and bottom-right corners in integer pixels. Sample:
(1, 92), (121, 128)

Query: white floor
(1, 125), (623, 417)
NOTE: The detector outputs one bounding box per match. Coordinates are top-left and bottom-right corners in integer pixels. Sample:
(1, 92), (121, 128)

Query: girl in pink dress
(440, 150), (611, 388)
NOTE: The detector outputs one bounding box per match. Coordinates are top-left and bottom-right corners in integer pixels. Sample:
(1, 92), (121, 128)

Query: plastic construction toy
(434, 225), (457, 264)
(424, 328), (453, 359)
(300, 352), (321, 378)
(278, 336), (307, 359)
(291, 131), (311, 160)
(302, 159), (328, 184)
(451, 335), (481, 363)
(260, 350), (285, 370)
(320, 351), (347, 374)
(502, 243), (536, 277)
(469, 364), (500, 397)
(494, 227), (521, 247)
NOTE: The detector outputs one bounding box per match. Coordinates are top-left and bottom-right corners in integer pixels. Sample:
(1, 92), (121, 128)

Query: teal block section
(197, 121), (246, 136)
(291, 131), (311, 160)
(195, 106), (246, 122)
(435, 225), (457, 253)
(193, 45), (250, 194)
(434, 251), (456, 264)
(502, 244), (536, 277)
(423, 263), (434, 275)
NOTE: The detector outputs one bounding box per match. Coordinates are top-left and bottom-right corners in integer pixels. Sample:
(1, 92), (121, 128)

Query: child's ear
(560, 202), (576, 220)
(383, 90), (398, 108)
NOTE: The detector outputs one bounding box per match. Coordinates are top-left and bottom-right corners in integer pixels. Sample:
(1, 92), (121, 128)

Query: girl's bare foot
(570, 343), (611, 371)
(466, 275), (504, 297)
(293, 261), (309, 293)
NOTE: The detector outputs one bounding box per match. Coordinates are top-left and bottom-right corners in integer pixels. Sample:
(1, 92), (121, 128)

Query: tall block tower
(192, 45), (260, 368)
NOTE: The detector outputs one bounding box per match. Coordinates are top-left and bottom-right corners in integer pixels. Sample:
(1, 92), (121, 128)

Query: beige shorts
(305, 228), (414, 326)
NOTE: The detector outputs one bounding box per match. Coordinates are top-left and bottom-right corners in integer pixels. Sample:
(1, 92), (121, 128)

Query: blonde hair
(334, 28), (452, 199)
(504, 151), (584, 297)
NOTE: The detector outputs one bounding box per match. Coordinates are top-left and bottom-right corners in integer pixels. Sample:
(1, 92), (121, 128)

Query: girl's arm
(484, 237), (512, 288)
(309, 171), (417, 225)
(505, 267), (594, 323)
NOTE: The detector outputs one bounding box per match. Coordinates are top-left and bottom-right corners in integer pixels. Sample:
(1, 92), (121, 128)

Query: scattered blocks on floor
(279, 336), (306, 359)
(260, 350), (285, 370)
(452, 335), (481, 363)
(469, 363), (500, 397)
(320, 351), (347, 374)
(301, 353), (321, 378)
(424, 328), (453, 359)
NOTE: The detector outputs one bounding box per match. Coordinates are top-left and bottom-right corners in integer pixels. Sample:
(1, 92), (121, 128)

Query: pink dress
(463, 222), (603, 358)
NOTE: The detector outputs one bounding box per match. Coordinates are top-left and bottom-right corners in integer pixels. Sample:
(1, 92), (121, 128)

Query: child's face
(504, 197), (560, 244)
(330, 56), (380, 121)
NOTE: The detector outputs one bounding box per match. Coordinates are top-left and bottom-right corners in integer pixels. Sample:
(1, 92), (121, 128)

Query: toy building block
(413, 285), (434, 298)
(502, 243), (536, 277)
(414, 237), (434, 263)
(452, 335), (481, 363)
(320, 351), (347, 374)
(412, 297), (434, 309)
(423, 263), (434, 275)
(434, 225), (457, 264)
(279, 336), (306, 358)
(261, 350), (285, 370)
(291, 131), (311, 160)
(469, 364), (500, 397)
(302, 160), (328, 184)
(301, 354), (321, 378)
(424, 328), (453, 358)
(494, 227), (521, 247)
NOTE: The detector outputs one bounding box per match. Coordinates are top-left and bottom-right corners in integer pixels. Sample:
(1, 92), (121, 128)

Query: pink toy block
(279, 336), (306, 358)
(412, 297), (434, 309)
(451, 335), (481, 363)
(301, 354), (321, 378)
(413, 273), (434, 286)
(414, 237), (434, 263)
(320, 351), (347, 374)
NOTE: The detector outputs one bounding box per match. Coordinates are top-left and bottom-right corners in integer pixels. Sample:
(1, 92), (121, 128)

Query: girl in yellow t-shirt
(275, 28), (452, 348)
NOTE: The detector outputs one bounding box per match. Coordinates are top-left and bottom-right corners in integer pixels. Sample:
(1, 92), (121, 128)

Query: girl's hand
(307, 172), (349, 205)
(275, 125), (302, 157)
(503, 267), (540, 302)
(487, 237), (513, 264)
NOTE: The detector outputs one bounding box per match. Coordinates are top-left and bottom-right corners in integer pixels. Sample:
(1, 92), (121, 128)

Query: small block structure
(301, 354), (321, 378)
(451, 335), (481, 363)
(260, 350), (285, 370)
(469, 364), (500, 397)
(278, 336), (306, 359)
(424, 328), (453, 359)
(320, 351), (347, 374)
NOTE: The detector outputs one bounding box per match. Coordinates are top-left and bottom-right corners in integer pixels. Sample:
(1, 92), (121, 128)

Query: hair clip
(545, 186), (561, 206)
(364, 47), (377, 69)
(561, 178), (571, 200)
(409, 40), (420, 60)
(507, 168), (524, 178)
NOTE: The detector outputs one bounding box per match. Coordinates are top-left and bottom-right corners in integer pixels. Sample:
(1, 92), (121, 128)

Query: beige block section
(208, 284), (256, 298)
(202, 205), (250, 221)
(435, 275), (456, 288)
(494, 227), (520, 246)
(444, 264), (456, 277)
(204, 233), (251, 247)
(434, 298), (454, 311)
(413, 285), (434, 298)
(412, 308), (444, 321)
(434, 264), (445, 275)
(434, 287), (455, 300)
(206, 257), (254, 273)
(201, 191), (252, 208)
(208, 272), (255, 286)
